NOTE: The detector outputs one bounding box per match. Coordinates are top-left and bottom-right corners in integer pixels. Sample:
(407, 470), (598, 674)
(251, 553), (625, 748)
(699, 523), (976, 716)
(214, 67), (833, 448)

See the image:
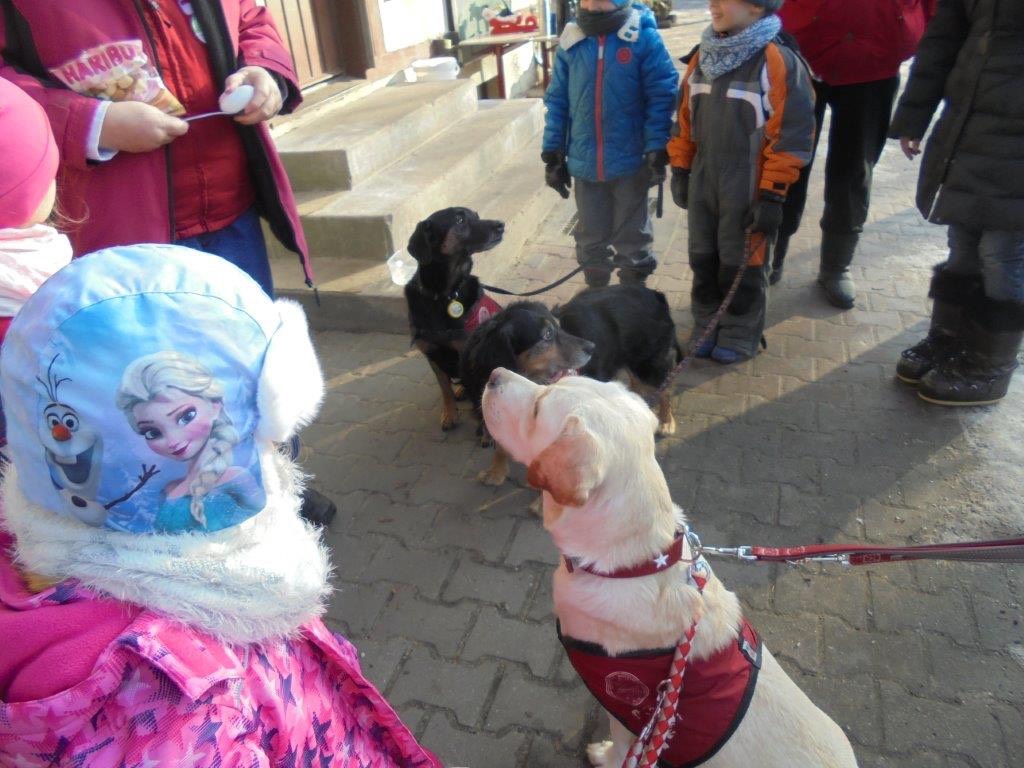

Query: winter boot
(918, 297), (1024, 406)
(817, 232), (858, 309)
(896, 267), (983, 384)
(769, 234), (790, 286)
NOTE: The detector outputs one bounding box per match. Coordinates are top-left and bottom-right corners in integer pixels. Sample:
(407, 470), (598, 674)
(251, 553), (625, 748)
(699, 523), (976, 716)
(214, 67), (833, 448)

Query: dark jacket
(888, 0), (1024, 231)
(0, 0), (313, 282)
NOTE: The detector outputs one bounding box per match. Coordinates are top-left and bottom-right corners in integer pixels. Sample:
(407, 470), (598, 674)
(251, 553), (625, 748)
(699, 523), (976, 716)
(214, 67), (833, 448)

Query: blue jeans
(945, 224), (1024, 302)
(176, 207), (274, 297)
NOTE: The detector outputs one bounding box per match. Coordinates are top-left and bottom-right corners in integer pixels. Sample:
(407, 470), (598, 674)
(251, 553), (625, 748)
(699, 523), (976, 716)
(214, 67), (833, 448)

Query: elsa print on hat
(0, 244), (316, 534)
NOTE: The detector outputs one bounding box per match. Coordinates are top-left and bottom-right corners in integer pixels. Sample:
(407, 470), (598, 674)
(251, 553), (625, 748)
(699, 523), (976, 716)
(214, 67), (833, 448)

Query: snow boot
(918, 297), (1024, 406)
(896, 267), (983, 384)
(818, 232), (858, 309)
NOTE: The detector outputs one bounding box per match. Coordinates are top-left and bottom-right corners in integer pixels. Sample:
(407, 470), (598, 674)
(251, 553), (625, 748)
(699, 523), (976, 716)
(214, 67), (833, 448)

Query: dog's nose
(487, 369), (503, 388)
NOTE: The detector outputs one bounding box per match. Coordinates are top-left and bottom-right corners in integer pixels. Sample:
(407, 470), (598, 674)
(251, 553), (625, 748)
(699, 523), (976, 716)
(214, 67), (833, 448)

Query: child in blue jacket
(542, 0), (678, 286)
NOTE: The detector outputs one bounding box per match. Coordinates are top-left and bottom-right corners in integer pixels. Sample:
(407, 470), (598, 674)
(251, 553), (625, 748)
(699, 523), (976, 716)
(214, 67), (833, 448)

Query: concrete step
(275, 79), (479, 193)
(276, 132), (550, 333)
(273, 98), (544, 274)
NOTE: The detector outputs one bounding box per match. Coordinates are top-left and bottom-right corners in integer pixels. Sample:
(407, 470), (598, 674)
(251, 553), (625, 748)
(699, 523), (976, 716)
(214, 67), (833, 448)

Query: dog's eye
(543, 327), (553, 341)
(455, 215), (465, 225)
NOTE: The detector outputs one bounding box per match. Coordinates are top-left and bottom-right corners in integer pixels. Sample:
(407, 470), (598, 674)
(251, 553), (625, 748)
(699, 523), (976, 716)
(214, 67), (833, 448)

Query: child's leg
(713, 210), (770, 361)
(608, 167), (655, 284)
(688, 181), (722, 354)
(574, 178), (616, 287)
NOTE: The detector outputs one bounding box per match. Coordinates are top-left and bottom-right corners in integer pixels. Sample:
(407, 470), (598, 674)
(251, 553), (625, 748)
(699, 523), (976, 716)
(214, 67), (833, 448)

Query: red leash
(693, 536), (1024, 566)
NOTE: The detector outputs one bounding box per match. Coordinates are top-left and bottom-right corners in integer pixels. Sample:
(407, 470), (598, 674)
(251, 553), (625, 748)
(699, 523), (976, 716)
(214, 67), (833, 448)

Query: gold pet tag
(447, 299), (465, 319)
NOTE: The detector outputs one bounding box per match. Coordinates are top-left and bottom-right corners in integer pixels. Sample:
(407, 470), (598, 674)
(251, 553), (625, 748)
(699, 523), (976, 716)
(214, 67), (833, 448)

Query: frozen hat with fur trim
(0, 244), (324, 534)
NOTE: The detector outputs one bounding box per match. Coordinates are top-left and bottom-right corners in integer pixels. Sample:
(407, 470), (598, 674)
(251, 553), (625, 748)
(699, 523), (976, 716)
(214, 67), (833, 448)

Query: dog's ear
(527, 414), (605, 507)
(407, 220), (436, 264)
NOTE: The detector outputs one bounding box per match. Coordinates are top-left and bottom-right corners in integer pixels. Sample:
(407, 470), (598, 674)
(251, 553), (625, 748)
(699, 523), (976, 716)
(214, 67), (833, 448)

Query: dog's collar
(563, 527), (702, 581)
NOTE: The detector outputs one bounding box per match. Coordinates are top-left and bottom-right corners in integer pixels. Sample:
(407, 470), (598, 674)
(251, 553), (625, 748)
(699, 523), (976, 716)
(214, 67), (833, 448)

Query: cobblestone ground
(300, 9), (1024, 767)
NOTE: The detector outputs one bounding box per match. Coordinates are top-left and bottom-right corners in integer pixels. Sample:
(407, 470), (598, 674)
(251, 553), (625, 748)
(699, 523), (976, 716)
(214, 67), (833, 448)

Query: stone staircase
(268, 79), (549, 332)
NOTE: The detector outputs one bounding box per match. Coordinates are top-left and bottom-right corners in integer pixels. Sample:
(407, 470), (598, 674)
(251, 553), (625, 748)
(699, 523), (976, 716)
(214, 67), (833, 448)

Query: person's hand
(745, 192), (785, 236)
(541, 150), (571, 199)
(225, 66), (284, 125)
(900, 137), (922, 160)
(645, 149), (669, 186)
(670, 167), (690, 210)
(98, 100), (188, 153)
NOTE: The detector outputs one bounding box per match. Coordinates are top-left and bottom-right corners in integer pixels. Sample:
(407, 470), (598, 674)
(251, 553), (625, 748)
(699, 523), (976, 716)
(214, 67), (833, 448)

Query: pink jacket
(0, 536), (440, 767)
(0, 0), (312, 284)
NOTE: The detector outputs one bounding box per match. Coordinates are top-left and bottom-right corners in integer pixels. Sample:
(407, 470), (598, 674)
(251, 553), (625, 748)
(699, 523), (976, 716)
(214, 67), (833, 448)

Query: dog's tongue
(550, 369), (578, 383)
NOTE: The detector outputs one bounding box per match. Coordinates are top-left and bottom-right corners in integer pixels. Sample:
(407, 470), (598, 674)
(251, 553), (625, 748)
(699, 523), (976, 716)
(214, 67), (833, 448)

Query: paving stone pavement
(300, 8), (1024, 767)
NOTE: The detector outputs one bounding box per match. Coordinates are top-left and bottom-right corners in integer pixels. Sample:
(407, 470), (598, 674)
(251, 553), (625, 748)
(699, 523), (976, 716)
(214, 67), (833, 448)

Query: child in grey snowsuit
(668, 0), (814, 363)
(542, 0), (678, 287)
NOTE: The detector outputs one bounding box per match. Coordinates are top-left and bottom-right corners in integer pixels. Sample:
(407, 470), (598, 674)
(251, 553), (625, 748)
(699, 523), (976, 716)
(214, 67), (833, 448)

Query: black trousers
(779, 76), (900, 266)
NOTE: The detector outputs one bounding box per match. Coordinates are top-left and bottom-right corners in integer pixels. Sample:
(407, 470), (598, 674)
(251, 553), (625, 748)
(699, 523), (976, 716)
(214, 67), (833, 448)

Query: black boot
(818, 232), (858, 309)
(896, 267), (983, 384)
(769, 234), (789, 286)
(918, 297), (1024, 406)
(300, 487), (338, 527)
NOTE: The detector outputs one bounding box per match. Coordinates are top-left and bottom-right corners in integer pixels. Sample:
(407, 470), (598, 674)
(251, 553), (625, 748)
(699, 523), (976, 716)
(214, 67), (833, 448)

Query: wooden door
(265, 0), (344, 86)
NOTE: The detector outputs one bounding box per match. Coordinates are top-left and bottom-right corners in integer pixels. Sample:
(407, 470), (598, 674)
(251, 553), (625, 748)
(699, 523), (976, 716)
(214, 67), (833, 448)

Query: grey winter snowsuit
(668, 40), (814, 356)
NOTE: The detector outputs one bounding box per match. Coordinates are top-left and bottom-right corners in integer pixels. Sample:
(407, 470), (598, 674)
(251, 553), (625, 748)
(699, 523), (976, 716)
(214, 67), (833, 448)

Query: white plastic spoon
(184, 84), (255, 122)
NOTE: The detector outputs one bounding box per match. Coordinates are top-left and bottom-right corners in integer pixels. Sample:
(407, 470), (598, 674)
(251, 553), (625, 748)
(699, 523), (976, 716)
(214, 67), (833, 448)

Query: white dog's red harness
(559, 530), (762, 767)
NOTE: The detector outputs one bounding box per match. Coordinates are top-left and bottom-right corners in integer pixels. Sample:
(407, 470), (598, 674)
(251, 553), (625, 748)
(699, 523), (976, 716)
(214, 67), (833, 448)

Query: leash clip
(802, 554), (851, 566)
(687, 528), (757, 562)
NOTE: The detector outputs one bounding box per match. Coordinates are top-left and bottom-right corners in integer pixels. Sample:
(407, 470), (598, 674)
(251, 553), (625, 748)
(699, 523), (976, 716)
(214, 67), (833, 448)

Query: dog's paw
(586, 741), (615, 767)
(477, 467), (507, 486)
(441, 411), (458, 431)
(453, 383), (467, 401)
(656, 414), (677, 437)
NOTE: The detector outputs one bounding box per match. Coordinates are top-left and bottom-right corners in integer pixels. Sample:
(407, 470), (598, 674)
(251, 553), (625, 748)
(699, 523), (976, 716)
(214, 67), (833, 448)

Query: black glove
(541, 150), (571, 199)
(745, 192), (785, 236)
(645, 149), (669, 186)
(670, 168), (690, 210)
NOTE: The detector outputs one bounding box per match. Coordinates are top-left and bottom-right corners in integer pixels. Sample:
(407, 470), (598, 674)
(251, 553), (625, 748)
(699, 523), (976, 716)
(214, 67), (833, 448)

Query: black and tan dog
(460, 301), (594, 485)
(405, 207), (505, 430)
(556, 285), (682, 436)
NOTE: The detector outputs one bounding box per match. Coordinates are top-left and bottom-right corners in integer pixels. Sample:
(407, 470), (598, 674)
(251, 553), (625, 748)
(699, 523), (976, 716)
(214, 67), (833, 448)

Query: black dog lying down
(556, 285), (682, 436)
(460, 286), (681, 485)
(404, 207), (505, 430)
(461, 301), (594, 485)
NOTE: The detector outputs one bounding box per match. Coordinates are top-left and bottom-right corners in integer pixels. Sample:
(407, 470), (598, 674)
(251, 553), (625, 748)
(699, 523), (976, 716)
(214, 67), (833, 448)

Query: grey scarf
(699, 15), (781, 80)
(576, 5), (631, 37)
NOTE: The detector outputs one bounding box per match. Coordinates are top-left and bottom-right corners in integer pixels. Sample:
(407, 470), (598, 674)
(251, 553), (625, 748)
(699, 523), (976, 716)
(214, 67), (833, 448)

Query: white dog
(482, 369), (858, 767)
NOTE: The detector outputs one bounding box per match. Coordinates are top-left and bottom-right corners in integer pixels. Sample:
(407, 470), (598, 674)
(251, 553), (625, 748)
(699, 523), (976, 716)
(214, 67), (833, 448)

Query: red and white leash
(623, 555), (708, 768)
(693, 534), (1024, 566)
(613, 529), (1024, 767)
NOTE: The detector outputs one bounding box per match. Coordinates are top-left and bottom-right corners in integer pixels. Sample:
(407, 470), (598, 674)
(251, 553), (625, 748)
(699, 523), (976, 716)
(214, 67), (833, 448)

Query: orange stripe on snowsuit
(758, 42), (815, 197)
(667, 56), (700, 171)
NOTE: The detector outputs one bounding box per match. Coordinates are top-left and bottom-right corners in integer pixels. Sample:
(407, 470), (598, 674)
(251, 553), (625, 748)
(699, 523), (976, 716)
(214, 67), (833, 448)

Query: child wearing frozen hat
(0, 77), (74, 447)
(0, 244), (439, 767)
(541, 0), (678, 287)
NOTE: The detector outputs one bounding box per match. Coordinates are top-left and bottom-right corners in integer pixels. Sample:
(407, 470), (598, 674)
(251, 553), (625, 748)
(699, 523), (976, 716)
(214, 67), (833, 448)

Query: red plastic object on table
(488, 13), (539, 33)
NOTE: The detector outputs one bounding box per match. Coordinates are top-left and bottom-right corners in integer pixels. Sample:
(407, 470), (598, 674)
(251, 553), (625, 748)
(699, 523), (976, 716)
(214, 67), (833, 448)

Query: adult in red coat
(773, 0), (935, 308)
(0, 0), (312, 293)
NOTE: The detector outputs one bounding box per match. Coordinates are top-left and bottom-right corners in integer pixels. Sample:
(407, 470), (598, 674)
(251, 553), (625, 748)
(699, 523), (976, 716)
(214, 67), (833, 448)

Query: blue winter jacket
(542, 4), (678, 183)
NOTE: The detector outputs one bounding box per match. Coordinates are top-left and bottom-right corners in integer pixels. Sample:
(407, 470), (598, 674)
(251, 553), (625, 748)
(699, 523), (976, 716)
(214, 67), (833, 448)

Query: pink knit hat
(0, 78), (59, 230)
